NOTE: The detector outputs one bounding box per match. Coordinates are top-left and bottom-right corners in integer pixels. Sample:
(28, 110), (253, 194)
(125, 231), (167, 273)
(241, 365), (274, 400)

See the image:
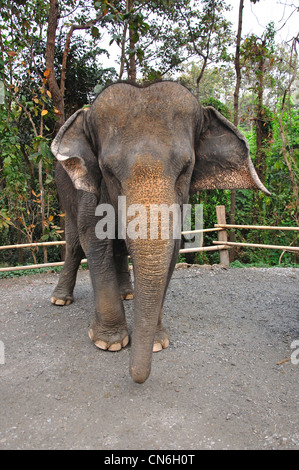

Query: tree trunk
(38, 159), (47, 263)
(252, 42), (269, 224)
(46, 0), (65, 129)
(119, 22), (128, 80)
(127, 0), (136, 82)
(128, 30), (137, 82)
(254, 44), (267, 183)
(233, 0), (243, 127)
(230, 0), (244, 262)
(16, 219), (23, 265)
(279, 74), (299, 225)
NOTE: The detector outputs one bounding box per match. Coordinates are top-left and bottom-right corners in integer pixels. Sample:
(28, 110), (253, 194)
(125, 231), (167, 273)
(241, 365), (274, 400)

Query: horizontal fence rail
(0, 260), (87, 273)
(215, 224), (299, 232)
(0, 205), (298, 273)
(214, 219), (299, 255)
(213, 241), (299, 252)
(0, 241), (67, 250)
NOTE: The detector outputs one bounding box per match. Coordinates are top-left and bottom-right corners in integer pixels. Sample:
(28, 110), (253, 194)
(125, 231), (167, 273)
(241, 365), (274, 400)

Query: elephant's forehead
(92, 82), (198, 131)
(97, 82), (197, 107)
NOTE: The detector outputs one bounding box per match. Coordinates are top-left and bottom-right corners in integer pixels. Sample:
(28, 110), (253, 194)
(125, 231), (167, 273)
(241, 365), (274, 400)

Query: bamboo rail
(213, 217), (299, 261)
(215, 224), (299, 232)
(181, 227), (223, 235)
(0, 228), (224, 272)
(213, 241), (299, 252)
(180, 245), (226, 253)
(0, 229), (223, 250)
(0, 260), (87, 273)
(0, 245), (226, 272)
(0, 241), (67, 250)
(1, 205), (298, 273)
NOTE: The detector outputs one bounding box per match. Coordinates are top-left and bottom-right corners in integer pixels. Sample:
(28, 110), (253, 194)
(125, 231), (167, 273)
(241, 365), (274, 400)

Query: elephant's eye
(177, 159), (192, 180)
(103, 165), (114, 178)
(103, 164), (121, 188)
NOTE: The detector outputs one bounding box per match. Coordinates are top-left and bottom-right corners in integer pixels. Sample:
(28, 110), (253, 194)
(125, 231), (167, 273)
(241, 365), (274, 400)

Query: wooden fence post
(216, 205), (230, 267)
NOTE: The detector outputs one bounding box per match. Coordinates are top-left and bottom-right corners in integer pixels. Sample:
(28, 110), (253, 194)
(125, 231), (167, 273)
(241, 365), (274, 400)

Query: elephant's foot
(51, 289), (74, 306)
(121, 291), (134, 301)
(120, 282), (134, 301)
(118, 271), (134, 301)
(153, 326), (169, 352)
(89, 322), (129, 352)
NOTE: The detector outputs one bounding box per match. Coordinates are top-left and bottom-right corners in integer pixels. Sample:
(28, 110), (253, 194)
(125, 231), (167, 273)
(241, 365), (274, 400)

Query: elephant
(50, 81), (269, 384)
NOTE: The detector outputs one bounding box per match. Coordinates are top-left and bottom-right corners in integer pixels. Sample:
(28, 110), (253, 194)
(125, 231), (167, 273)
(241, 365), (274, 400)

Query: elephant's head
(51, 82), (269, 383)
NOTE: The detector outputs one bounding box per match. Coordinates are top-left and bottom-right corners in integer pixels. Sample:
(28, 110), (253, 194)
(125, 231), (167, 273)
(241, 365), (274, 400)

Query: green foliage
(0, 0), (116, 267)
(201, 96), (231, 119)
(55, 34), (117, 113)
(102, 0), (233, 81)
(230, 102), (299, 266)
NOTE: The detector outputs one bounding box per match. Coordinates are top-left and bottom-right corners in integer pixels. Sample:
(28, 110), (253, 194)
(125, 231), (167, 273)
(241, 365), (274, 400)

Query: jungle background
(0, 0), (298, 274)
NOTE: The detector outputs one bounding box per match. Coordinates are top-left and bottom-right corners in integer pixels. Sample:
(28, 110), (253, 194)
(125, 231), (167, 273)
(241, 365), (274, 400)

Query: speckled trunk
(125, 161), (177, 383)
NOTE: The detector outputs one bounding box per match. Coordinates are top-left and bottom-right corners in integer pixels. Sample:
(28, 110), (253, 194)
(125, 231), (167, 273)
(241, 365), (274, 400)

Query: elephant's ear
(190, 106), (270, 195)
(51, 109), (101, 195)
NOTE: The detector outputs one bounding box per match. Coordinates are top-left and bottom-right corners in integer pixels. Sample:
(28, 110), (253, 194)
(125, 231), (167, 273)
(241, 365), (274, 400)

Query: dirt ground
(0, 264), (298, 450)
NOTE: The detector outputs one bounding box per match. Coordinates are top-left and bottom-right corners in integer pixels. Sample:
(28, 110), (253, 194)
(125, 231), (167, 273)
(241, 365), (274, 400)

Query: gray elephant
(50, 81), (269, 383)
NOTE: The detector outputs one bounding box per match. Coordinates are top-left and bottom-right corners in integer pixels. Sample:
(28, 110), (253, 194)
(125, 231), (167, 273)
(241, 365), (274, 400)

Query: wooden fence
(0, 205), (298, 273)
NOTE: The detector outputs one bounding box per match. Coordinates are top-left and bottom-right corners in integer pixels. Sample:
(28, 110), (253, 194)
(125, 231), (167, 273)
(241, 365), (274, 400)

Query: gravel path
(0, 265), (298, 450)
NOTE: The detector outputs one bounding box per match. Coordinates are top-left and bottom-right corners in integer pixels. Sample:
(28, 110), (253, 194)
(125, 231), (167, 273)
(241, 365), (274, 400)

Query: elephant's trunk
(128, 239), (174, 384)
(123, 159), (179, 383)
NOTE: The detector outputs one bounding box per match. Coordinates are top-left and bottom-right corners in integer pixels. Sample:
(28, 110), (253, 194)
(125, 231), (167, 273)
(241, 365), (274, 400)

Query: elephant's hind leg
(114, 240), (134, 301)
(153, 323), (170, 352)
(51, 221), (84, 306)
(152, 239), (179, 352)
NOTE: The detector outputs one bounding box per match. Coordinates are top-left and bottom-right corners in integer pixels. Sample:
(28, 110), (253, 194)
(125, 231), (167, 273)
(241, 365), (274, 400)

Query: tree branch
(46, 0), (64, 127)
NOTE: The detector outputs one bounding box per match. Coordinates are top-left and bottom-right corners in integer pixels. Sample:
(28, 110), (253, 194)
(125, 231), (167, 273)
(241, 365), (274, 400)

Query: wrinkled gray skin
(51, 82), (269, 383)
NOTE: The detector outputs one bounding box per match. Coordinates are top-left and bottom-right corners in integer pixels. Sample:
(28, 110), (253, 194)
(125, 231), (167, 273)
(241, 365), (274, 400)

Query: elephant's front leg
(79, 195), (129, 351)
(88, 255), (129, 351)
